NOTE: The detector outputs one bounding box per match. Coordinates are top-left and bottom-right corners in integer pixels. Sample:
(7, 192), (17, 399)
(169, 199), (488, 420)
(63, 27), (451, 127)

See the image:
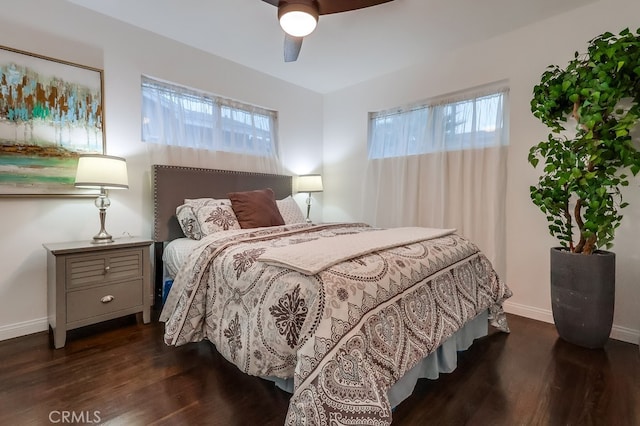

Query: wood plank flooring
(0, 313), (638, 425)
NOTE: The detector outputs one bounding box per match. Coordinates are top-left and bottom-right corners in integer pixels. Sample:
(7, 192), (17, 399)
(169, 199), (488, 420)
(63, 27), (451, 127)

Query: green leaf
(528, 28), (640, 251)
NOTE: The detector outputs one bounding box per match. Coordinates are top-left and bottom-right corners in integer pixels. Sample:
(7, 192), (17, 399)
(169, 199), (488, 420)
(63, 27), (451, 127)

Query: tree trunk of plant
(550, 247), (615, 349)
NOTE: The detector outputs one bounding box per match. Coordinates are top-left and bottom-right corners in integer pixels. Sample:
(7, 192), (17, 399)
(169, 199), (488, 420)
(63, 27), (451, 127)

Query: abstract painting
(0, 45), (104, 197)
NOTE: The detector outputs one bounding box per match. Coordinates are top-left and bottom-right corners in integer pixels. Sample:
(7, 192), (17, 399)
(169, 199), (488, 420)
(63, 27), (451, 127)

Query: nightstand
(43, 237), (153, 348)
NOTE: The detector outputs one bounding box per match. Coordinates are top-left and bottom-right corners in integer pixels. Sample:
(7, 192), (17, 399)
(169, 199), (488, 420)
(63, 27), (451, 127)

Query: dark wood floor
(0, 313), (638, 426)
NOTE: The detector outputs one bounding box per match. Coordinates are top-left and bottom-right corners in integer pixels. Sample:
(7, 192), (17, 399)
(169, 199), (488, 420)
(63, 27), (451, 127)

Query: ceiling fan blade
(284, 34), (303, 62)
(316, 0), (394, 15)
(261, 0), (395, 15)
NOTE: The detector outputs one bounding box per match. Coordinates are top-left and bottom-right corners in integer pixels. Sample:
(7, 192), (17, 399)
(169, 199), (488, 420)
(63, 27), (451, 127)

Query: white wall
(2, 0), (638, 346)
(0, 0), (323, 340)
(323, 0), (640, 344)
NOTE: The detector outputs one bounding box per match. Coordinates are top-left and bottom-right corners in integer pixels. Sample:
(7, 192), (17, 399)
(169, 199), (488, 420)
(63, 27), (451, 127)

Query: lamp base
(92, 230), (114, 244)
(91, 192), (113, 244)
(305, 192), (312, 223)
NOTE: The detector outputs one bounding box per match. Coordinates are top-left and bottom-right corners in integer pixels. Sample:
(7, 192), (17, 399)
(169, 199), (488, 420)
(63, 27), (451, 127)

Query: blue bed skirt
(263, 309), (489, 408)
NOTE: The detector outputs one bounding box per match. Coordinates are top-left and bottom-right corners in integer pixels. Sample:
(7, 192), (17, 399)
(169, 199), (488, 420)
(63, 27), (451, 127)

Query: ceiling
(67, 0), (594, 94)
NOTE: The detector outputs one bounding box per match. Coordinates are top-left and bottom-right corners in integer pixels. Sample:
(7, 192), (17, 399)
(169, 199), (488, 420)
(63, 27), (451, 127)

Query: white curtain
(363, 83), (509, 275)
(141, 76), (282, 174)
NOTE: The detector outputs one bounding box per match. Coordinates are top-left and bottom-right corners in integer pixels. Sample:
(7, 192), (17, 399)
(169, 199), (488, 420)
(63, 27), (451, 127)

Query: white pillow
(184, 198), (231, 207)
(196, 204), (241, 235)
(277, 196), (307, 224)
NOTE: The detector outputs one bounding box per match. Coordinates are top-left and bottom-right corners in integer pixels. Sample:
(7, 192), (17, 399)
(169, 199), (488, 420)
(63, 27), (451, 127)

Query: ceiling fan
(261, 0), (395, 62)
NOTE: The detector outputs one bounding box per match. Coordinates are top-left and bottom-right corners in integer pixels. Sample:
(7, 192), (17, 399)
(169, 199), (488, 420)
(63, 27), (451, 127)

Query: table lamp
(74, 154), (129, 243)
(297, 174), (323, 223)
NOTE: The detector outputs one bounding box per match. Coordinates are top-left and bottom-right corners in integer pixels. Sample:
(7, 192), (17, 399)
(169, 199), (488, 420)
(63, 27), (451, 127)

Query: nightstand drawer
(66, 279), (143, 323)
(67, 249), (143, 289)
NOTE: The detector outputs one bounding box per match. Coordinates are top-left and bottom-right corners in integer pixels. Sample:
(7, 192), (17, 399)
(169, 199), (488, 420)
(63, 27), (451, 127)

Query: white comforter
(160, 223), (512, 425)
(258, 226), (455, 274)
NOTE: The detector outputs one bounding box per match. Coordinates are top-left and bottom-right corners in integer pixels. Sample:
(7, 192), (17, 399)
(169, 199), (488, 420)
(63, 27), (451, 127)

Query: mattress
(162, 237), (204, 280)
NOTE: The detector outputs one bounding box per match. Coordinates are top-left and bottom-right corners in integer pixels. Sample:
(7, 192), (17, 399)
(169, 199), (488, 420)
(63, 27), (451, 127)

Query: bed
(153, 165), (512, 425)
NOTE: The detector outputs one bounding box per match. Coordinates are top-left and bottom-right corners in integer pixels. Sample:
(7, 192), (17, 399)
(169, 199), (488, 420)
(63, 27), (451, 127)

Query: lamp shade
(297, 174), (323, 193)
(74, 154), (129, 189)
(278, 2), (318, 37)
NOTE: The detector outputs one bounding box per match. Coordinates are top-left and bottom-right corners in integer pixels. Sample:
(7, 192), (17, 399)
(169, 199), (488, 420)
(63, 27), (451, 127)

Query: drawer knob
(104, 266), (111, 274)
(101, 295), (115, 304)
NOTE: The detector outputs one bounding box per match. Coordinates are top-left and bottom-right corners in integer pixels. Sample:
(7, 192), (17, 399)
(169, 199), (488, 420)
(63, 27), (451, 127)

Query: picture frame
(0, 45), (105, 197)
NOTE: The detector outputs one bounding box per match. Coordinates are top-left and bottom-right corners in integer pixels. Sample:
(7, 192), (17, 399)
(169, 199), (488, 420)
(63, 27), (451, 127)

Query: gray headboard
(152, 165), (293, 243)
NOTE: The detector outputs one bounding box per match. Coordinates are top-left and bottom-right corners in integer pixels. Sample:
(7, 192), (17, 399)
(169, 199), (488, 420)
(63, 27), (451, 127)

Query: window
(368, 84), (508, 159)
(141, 76), (278, 158)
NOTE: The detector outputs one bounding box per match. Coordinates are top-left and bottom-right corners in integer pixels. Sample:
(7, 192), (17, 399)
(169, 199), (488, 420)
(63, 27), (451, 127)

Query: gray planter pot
(550, 247), (615, 349)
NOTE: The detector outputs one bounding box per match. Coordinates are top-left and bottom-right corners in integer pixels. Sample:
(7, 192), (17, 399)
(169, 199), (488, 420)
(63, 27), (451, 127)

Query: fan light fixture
(75, 154), (129, 244)
(278, 2), (319, 37)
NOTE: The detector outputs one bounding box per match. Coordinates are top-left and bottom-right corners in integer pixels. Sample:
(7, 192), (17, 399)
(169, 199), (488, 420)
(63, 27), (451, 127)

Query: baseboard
(503, 301), (640, 346)
(611, 324), (640, 345)
(0, 317), (48, 342)
(503, 301), (554, 324)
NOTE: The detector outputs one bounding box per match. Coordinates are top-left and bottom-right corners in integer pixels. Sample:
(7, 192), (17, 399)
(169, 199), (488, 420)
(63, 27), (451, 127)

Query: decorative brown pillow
(228, 188), (285, 229)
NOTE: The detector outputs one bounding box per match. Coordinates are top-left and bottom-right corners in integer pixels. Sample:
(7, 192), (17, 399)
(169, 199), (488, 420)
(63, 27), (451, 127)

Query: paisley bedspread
(160, 223), (512, 425)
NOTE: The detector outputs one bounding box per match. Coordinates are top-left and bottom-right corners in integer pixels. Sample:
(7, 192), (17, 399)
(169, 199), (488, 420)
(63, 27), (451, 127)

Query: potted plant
(528, 27), (640, 348)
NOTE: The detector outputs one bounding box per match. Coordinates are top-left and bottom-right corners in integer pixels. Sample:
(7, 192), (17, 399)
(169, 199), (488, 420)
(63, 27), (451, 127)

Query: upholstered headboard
(153, 165), (293, 242)
(151, 165), (293, 305)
